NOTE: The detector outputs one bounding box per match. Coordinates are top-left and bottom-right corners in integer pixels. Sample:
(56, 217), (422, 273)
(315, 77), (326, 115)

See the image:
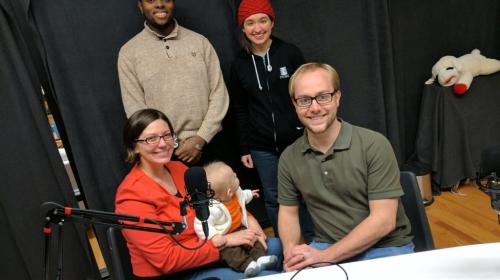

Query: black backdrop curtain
(0, 0), (99, 279)
(1, 0), (499, 278)
(271, 0), (403, 160)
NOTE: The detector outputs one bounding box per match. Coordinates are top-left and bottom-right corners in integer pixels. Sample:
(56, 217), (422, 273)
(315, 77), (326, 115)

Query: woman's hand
(211, 234), (227, 248)
(241, 154), (254, 168)
(224, 229), (259, 248)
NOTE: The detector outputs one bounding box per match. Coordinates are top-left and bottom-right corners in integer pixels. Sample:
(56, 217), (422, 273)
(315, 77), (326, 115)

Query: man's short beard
(145, 17), (174, 33)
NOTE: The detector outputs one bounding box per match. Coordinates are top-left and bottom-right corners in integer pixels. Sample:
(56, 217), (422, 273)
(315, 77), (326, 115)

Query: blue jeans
(182, 237), (283, 279)
(250, 150), (314, 243)
(309, 241), (415, 261)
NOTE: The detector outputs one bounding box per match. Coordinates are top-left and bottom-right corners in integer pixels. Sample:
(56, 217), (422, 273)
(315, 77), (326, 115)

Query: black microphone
(184, 166), (211, 238)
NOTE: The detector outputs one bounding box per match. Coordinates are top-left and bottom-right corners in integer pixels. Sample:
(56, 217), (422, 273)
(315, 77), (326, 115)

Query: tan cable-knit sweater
(118, 21), (229, 143)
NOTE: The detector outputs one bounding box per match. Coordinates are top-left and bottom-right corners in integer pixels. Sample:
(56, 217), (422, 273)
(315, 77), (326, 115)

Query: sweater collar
(144, 19), (179, 40)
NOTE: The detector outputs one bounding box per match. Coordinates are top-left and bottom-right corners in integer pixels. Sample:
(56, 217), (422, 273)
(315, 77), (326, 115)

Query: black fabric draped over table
(409, 72), (500, 191)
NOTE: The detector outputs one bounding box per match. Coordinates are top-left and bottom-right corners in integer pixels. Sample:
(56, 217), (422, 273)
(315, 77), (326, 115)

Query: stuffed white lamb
(425, 49), (500, 95)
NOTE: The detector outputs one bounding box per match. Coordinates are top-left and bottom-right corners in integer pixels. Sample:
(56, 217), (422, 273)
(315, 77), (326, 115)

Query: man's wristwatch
(194, 143), (203, 151)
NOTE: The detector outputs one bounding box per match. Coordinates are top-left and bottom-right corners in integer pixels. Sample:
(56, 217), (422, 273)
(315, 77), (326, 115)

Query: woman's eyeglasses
(135, 133), (174, 145)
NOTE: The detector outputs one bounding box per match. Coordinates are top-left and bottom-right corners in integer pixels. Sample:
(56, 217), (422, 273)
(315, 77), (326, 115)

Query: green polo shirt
(278, 120), (412, 247)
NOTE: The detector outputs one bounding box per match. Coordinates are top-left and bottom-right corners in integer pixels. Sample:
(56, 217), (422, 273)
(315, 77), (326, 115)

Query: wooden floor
(425, 182), (500, 248)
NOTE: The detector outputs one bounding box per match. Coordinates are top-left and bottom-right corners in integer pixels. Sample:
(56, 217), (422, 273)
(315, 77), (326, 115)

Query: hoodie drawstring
(251, 55), (263, 91)
(266, 49), (272, 72)
(251, 49), (272, 91)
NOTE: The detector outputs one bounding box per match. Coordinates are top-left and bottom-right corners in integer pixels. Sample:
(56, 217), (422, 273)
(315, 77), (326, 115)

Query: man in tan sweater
(118, 0), (229, 164)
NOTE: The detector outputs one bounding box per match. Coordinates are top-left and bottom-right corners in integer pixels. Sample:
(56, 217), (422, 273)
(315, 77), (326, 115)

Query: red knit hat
(238, 0), (275, 27)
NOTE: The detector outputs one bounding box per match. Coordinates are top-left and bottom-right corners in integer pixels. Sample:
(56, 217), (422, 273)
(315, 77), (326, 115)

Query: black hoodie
(230, 37), (305, 156)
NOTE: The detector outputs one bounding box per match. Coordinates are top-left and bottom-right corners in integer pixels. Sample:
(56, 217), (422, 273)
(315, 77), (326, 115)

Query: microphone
(184, 166), (211, 238)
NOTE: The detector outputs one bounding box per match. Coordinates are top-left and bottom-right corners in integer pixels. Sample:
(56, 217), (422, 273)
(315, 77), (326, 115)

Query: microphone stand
(476, 172), (500, 224)
(42, 202), (188, 280)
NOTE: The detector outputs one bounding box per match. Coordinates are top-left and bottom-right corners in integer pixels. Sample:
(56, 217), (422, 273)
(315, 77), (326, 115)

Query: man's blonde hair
(288, 62), (340, 98)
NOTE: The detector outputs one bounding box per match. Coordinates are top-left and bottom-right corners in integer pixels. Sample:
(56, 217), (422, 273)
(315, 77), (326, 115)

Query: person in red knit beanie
(230, 0), (315, 246)
(237, 0), (275, 27)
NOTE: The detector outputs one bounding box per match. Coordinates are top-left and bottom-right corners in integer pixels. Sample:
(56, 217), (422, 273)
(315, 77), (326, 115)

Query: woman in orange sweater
(115, 108), (282, 279)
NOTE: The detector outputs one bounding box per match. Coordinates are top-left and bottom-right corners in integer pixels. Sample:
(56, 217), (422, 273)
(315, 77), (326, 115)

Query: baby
(194, 161), (277, 278)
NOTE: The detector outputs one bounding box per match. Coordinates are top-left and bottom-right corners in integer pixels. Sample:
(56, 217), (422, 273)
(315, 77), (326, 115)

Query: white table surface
(255, 242), (500, 280)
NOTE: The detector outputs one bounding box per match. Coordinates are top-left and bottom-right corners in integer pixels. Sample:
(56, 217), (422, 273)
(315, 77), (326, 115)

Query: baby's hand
(251, 189), (260, 198)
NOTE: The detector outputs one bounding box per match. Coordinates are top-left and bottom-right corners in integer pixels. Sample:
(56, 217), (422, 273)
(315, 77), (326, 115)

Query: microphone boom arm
(43, 202), (186, 235)
(42, 202), (187, 280)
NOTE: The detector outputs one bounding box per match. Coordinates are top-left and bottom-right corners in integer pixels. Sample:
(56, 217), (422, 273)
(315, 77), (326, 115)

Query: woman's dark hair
(123, 108), (175, 163)
(239, 32), (253, 54)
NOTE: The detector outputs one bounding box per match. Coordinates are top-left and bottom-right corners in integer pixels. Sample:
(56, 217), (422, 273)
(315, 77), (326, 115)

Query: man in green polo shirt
(277, 62), (413, 272)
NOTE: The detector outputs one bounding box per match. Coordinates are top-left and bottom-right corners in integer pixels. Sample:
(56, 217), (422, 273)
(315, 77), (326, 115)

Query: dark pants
(219, 239), (266, 272)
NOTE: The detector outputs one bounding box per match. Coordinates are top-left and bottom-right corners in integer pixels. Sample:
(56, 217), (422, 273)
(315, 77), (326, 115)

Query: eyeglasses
(135, 133), (174, 145)
(294, 90), (337, 108)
